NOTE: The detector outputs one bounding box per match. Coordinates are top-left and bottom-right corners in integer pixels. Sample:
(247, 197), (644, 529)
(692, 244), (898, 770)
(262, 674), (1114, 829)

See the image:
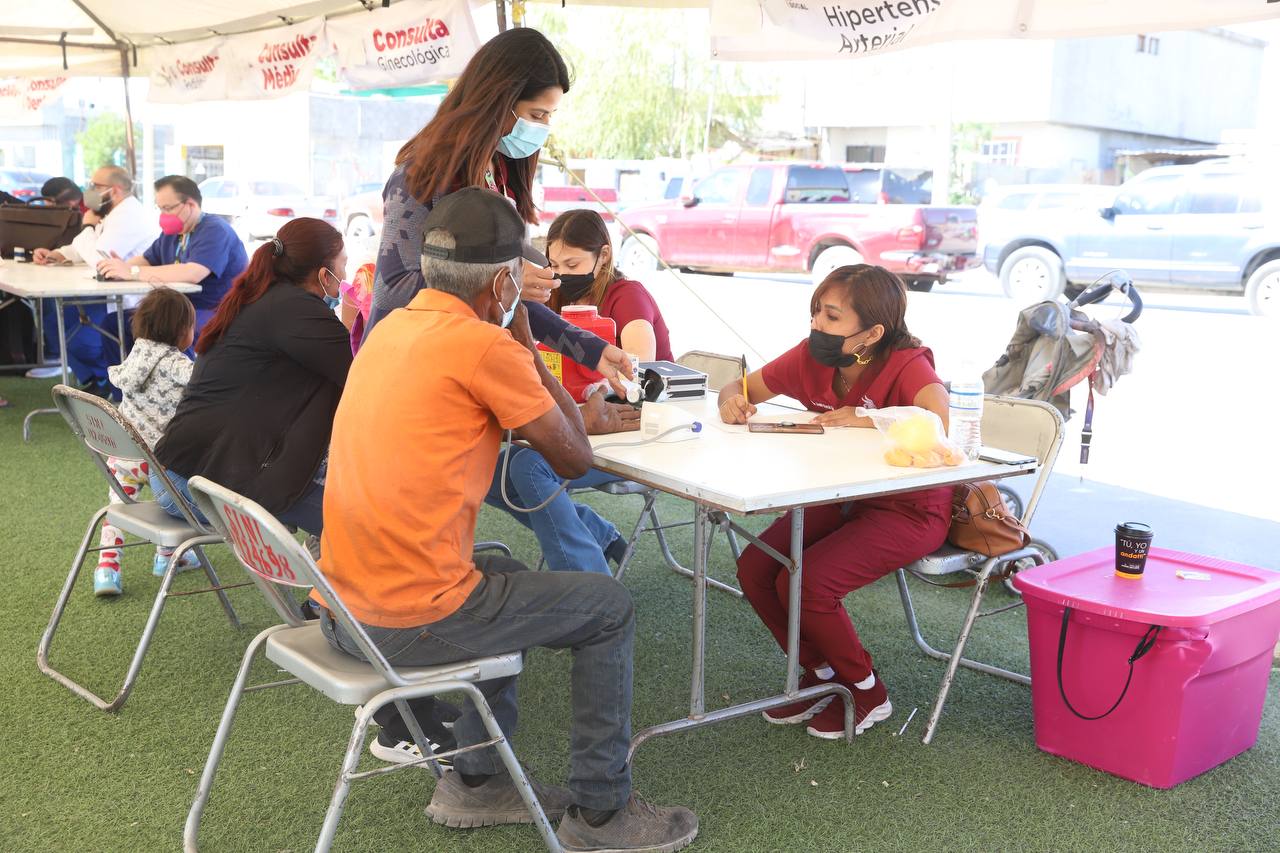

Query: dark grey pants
(321, 554), (635, 810)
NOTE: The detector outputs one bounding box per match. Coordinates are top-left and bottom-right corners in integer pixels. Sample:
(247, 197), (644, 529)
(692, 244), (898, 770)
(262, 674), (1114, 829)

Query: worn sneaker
(762, 670), (834, 725)
(153, 550), (202, 577)
(557, 793), (699, 853)
(369, 728), (454, 767)
(806, 671), (892, 740)
(93, 568), (123, 597)
(426, 769), (573, 828)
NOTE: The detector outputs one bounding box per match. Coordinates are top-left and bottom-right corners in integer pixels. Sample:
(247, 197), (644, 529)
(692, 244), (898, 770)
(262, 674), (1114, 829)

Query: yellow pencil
(741, 354), (749, 404)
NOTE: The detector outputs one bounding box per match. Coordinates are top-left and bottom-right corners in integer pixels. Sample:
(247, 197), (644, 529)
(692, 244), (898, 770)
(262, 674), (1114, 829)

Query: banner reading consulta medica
(328, 0), (479, 90)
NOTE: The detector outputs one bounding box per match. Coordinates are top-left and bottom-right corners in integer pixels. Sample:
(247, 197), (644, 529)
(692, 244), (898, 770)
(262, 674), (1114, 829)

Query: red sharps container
(537, 305), (615, 402)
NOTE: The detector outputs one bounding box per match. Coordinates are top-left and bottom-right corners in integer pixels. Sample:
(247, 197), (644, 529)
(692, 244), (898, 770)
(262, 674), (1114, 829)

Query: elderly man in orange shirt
(317, 188), (697, 853)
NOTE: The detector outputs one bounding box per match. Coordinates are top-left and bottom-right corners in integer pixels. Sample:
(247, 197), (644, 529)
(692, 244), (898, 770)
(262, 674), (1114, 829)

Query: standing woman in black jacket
(152, 217), (350, 535)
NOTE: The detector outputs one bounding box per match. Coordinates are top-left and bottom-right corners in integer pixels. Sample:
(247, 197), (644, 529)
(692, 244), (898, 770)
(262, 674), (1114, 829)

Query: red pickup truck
(617, 162), (978, 290)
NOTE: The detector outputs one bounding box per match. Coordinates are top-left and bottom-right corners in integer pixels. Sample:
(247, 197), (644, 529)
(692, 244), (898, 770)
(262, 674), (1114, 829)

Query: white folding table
(0, 261), (200, 440)
(586, 397), (1037, 755)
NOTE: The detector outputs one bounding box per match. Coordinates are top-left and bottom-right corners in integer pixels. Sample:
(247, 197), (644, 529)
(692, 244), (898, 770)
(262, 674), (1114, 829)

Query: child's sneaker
(153, 550), (202, 577)
(762, 670), (834, 725)
(805, 670), (892, 740)
(93, 568), (123, 597)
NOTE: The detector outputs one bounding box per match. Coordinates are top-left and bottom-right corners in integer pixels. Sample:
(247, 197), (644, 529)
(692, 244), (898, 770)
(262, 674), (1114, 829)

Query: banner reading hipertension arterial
(713, 0), (947, 61)
(326, 0), (479, 90)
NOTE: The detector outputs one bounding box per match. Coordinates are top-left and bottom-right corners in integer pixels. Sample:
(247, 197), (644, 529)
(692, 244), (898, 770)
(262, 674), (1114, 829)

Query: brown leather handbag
(947, 481), (1030, 557)
(0, 203), (83, 259)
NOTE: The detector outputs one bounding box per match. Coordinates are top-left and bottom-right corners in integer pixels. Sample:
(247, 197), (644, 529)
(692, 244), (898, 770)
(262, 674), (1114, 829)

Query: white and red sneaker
(806, 670), (892, 739)
(762, 670), (835, 725)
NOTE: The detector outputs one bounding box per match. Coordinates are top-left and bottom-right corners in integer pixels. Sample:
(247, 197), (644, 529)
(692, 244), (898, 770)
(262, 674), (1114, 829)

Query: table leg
(23, 296), (73, 442)
(627, 504), (855, 762)
(57, 296), (71, 386)
(689, 503), (708, 718)
(116, 296), (127, 359)
(785, 508), (803, 696)
(34, 297), (47, 365)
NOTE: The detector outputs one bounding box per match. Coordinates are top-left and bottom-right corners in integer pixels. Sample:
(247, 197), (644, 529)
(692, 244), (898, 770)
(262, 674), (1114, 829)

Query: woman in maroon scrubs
(718, 264), (952, 739)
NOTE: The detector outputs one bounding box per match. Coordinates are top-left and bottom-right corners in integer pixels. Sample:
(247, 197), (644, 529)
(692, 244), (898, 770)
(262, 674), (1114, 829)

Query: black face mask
(808, 328), (860, 368)
(555, 254), (600, 303)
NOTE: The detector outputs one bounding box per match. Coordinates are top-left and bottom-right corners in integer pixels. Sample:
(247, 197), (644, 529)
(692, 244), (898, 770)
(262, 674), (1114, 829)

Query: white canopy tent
(1, 0), (1275, 171)
(3, 0), (1277, 77)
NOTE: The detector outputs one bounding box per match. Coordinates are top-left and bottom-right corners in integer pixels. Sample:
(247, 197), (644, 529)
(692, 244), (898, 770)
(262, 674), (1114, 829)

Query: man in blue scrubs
(96, 175), (247, 344)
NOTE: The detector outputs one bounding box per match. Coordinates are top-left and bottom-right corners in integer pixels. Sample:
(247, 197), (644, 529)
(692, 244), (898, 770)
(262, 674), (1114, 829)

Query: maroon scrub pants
(736, 498), (950, 684)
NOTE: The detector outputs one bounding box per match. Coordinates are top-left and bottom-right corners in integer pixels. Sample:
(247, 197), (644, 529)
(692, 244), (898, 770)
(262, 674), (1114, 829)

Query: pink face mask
(159, 213), (184, 236)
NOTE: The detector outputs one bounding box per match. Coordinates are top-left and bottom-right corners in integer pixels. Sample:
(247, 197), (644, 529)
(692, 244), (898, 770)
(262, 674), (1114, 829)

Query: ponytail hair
(196, 217), (342, 354)
(810, 264), (921, 360)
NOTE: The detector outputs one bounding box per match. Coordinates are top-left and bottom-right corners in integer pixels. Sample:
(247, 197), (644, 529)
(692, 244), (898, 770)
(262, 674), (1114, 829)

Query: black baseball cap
(421, 187), (548, 266)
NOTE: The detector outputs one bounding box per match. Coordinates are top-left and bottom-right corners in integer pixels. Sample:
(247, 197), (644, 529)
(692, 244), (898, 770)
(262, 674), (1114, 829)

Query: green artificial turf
(2, 374), (1278, 852)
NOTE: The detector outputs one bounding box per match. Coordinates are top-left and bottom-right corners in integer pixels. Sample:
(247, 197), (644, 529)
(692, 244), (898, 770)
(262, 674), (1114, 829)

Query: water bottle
(948, 365), (984, 461)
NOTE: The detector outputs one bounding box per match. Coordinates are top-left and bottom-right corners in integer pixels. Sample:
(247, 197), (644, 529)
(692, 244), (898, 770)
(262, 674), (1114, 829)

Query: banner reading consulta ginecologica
(327, 0), (480, 90)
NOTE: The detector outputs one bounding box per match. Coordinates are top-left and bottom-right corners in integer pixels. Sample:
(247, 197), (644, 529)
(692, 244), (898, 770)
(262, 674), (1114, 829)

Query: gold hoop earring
(852, 345), (873, 366)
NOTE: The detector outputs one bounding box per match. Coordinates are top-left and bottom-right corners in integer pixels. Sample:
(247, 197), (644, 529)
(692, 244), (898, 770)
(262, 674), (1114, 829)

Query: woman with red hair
(150, 217), (351, 537)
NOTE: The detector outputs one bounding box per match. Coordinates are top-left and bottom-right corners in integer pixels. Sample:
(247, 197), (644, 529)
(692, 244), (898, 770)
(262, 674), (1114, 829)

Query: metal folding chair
(182, 476), (560, 853)
(573, 350), (746, 596)
(896, 394), (1065, 743)
(38, 385), (245, 712)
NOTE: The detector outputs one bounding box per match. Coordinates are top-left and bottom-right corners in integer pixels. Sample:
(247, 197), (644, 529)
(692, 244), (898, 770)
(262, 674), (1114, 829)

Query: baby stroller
(981, 272), (1143, 585)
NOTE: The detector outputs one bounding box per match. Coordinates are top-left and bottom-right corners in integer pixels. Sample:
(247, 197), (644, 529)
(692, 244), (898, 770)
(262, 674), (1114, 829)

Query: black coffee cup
(1115, 522), (1154, 578)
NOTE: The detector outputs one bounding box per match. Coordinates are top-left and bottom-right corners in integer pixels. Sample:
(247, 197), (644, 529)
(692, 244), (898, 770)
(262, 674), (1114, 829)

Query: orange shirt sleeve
(470, 331), (557, 429)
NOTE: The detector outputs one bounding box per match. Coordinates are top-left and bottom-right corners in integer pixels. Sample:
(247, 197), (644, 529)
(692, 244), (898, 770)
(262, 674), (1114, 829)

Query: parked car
(198, 177), (338, 240)
(978, 183), (1115, 260)
(0, 168), (54, 200)
(339, 181), (385, 239)
(982, 161), (1280, 315)
(618, 162), (978, 289)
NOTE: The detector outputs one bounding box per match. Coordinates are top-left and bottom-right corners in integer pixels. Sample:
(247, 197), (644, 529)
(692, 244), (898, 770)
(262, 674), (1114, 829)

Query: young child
(94, 287), (197, 597)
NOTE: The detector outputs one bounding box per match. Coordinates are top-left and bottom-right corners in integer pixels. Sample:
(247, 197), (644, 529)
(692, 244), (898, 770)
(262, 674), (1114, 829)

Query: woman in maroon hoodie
(718, 264), (952, 740)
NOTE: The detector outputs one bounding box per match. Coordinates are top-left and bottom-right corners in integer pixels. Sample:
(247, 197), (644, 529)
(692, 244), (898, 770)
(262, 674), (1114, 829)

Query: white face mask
(494, 268), (521, 328)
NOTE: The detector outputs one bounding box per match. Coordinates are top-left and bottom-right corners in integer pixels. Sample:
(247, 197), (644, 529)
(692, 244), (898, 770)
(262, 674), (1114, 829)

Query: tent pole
(118, 46), (137, 177)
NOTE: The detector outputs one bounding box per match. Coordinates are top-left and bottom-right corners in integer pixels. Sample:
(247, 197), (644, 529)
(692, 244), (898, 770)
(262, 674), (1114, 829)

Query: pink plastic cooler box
(1014, 547), (1280, 788)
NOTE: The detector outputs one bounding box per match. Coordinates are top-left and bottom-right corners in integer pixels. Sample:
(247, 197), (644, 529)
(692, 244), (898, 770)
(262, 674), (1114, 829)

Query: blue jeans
(321, 552), (635, 810)
(485, 445), (620, 574)
(152, 467), (327, 536)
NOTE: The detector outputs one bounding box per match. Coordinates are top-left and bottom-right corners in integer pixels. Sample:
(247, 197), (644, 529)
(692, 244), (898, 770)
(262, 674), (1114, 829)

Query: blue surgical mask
(496, 111), (550, 160)
(495, 269), (521, 328)
(320, 267), (344, 311)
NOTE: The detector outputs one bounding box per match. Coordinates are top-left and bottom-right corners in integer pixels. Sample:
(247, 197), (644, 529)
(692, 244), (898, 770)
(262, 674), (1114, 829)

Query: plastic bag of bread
(855, 406), (965, 468)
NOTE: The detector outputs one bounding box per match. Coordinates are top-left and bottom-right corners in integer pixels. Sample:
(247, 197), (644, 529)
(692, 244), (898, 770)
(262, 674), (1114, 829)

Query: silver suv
(982, 161), (1280, 315)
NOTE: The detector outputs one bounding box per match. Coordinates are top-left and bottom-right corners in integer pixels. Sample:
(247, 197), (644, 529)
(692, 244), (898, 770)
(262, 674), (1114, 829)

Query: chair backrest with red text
(53, 384), (206, 530)
(187, 475), (412, 684)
